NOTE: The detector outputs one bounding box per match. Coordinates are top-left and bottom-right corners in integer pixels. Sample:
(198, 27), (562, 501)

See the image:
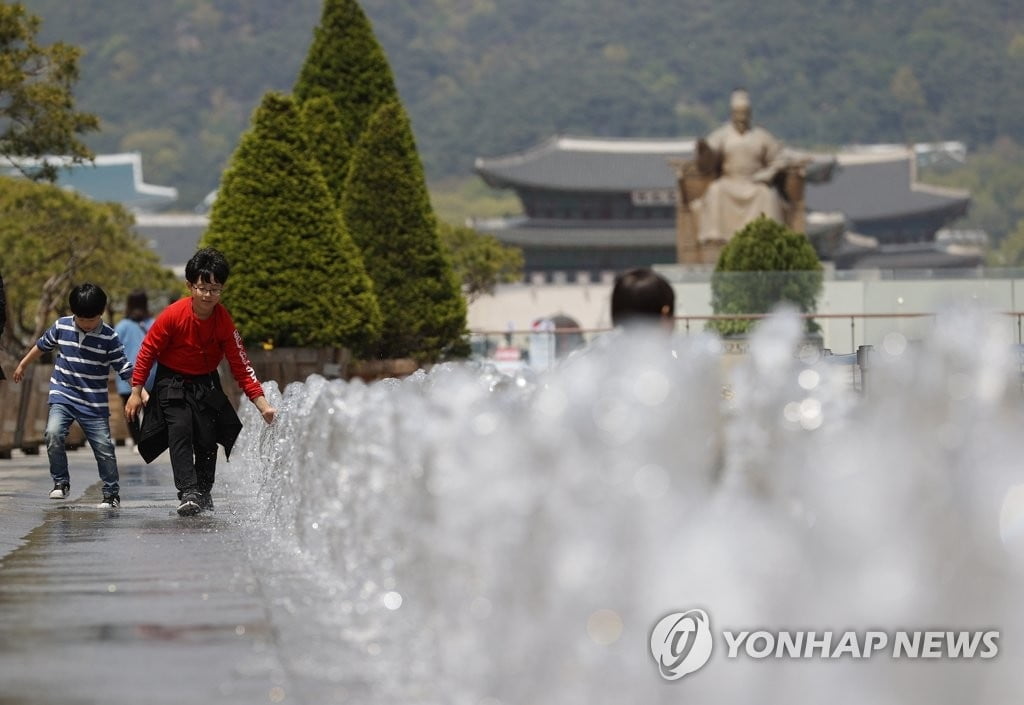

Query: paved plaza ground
(0, 446), (295, 705)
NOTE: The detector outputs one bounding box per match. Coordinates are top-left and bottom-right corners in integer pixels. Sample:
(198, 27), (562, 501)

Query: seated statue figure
(693, 89), (789, 243)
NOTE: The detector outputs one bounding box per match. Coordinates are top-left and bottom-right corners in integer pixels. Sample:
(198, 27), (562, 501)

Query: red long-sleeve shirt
(131, 297), (264, 401)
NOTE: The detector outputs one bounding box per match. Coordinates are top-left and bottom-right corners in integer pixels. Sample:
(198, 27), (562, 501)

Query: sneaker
(98, 494), (121, 509)
(198, 492), (215, 512)
(177, 494), (201, 517)
(49, 482), (70, 499)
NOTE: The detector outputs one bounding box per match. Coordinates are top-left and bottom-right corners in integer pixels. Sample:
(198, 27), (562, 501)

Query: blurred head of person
(610, 268), (675, 331)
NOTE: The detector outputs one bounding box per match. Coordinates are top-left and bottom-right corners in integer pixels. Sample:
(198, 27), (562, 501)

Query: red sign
(494, 346), (521, 361)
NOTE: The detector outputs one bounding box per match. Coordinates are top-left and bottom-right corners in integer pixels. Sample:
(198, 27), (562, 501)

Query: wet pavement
(0, 447), (292, 705)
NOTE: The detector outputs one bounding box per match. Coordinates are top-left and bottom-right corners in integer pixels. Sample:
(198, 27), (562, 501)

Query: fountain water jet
(225, 308), (1024, 704)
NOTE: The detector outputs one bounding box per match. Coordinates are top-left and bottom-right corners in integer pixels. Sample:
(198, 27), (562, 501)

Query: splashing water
(226, 308), (1024, 705)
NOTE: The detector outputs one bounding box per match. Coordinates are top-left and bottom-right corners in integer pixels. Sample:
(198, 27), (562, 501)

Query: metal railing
(469, 311), (1024, 383)
(676, 312), (935, 355)
(472, 311), (1024, 352)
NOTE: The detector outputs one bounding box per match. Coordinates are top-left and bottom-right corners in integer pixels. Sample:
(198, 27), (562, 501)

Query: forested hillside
(21, 0), (1024, 232)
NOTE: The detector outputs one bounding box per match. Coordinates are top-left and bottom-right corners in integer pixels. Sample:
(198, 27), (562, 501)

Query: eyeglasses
(191, 284), (224, 297)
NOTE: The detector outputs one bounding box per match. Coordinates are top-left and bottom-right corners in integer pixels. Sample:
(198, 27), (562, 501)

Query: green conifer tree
(709, 215), (823, 336)
(202, 91), (382, 352)
(300, 95), (354, 207)
(293, 0), (399, 147)
(342, 100), (467, 361)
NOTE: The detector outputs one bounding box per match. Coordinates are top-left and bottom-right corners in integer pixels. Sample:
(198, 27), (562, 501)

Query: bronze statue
(674, 90), (819, 265)
(694, 90), (788, 242)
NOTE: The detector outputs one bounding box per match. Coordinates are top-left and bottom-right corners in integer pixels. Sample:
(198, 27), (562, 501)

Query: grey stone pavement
(0, 445), (294, 705)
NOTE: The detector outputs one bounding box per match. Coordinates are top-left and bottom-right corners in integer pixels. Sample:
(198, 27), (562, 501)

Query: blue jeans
(45, 403), (119, 496)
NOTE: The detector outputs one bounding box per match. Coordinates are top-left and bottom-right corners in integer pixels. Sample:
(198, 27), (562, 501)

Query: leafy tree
(202, 91), (382, 352)
(342, 99), (467, 361)
(0, 176), (177, 350)
(293, 0), (398, 149)
(18, 0), (1024, 212)
(0, 2), (98, 181)
(14, 0), (1024, 208)
(429, 176), (521, 224)
(120, 127), (182, 176)
(921, 137), (1024, 246)
(889, 65), (927, 140)
(709, 216), (823, 337)
(990, 218), (1024, 268)
(437, 220), (523, 302)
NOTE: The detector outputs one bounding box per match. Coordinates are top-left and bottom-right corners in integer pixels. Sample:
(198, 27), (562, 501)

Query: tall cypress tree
(293, 0), (399, 148)
(342, 100), (467, 361)
(300, 95), (353, 208)
(202, 91), (382, 352)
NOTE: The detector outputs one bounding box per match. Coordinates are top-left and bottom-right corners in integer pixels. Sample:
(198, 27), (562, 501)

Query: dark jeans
(45, 403), (119, 496)
(119, 393), (143, 445)
(159, 378), (220, 499)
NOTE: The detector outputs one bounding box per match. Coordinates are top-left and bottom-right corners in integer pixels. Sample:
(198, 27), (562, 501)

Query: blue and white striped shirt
(36, 316), (133, 417)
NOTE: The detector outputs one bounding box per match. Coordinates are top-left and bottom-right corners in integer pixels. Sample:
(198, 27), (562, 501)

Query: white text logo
(722, 629), (999, 660)
(651, 608), (1000, 681)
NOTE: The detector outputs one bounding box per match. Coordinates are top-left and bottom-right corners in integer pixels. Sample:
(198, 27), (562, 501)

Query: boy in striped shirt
(13, 283), (133, 508)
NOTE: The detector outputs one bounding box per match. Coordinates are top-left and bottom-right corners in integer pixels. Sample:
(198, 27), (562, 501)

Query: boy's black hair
(610, 268), (675, 327)
(185, 247), (230, 285)
(69, 283), (108, 318)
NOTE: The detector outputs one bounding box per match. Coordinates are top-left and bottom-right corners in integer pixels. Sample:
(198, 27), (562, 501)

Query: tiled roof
(474, 218), (675, 248)
(1, 153), (178, 212)
(474, 214), (845, 249)
(476, 136), (694, 191)
(808, 151), (969, 221)
(475, 138), (969, 222)
(835, 241), (983, 270)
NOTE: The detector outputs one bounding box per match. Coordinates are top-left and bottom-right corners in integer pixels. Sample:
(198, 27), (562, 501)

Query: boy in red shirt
(124, 248), (276, 515)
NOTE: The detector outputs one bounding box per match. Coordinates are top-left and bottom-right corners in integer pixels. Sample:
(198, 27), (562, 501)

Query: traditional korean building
(473, 137), (976, 280)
